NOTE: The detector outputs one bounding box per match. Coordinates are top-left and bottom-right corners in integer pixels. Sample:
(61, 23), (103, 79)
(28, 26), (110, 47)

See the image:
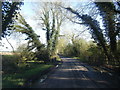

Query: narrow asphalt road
(31, 57), (120, 88)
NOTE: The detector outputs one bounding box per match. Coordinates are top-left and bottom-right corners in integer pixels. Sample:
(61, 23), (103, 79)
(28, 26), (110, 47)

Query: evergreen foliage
(2, 1), (23, 38)
(14, 14), (46, 61)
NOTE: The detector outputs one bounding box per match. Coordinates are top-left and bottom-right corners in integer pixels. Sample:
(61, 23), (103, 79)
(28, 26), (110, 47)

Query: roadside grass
(71, 56), (91, 64)
(2, 55), (62, 88)
(56, 55), (62, 62)
(2, 64), (53, 88)
(72, 57), (80, 59)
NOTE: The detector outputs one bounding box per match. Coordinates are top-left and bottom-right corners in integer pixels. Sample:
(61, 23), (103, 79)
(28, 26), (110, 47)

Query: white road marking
(40, 75), (47, 83)
(82, 74), (86, 78)
(40, 79), (44, 83)
(56, 65), (59, 68)
(108, 73), (112, 76)
(100, 70), (103, 73)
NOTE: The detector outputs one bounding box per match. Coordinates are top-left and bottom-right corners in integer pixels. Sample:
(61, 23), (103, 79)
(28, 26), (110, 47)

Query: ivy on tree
(2, 1), (23, 38)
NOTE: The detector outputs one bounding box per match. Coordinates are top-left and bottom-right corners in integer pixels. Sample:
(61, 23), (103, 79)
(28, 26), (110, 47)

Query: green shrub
(2, 64), (53, 88)
(2, 55), (19, 74)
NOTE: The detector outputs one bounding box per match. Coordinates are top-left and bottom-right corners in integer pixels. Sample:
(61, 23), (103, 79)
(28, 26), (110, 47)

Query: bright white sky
(1, 0), (96, 52)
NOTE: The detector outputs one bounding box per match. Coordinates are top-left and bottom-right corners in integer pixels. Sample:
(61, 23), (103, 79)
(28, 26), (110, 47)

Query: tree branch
(5, 36), (15, 53)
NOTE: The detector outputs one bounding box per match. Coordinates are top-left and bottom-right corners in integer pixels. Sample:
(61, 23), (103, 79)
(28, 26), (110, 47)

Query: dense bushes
(2, 55), (19, 74)
(63, 38), (88, 57)
(35, 49), (49, 62)
(16, 43), (50, 63)
(2, 63), (53, 88)
(2, 51), (54, 88)
(62, 38), (120, 67)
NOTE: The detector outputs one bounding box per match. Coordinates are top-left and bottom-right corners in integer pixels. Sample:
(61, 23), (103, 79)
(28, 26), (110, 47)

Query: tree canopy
(2, 1), (23, 38)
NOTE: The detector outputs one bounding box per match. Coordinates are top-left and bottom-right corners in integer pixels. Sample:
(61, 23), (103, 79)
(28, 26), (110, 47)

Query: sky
(1, 0), (94, 52)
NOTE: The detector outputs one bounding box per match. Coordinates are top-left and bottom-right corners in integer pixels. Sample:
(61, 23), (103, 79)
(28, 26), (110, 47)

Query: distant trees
(62, 37), (106, 66)
(63, 38), (88, 57)
(56, 37), (68, 55)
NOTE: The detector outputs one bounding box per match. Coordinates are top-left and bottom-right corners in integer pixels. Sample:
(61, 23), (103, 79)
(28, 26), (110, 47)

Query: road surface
(32, 57), (120, 88)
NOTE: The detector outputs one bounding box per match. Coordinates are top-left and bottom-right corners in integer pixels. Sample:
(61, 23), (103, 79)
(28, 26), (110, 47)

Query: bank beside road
(2, 63), (54, 88)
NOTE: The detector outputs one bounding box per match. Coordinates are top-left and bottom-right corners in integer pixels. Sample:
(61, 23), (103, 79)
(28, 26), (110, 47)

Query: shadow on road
(31, 57), (120, 88)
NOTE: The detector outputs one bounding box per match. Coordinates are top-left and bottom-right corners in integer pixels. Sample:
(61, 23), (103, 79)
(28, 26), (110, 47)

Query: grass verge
(2, 64), (54, 88)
